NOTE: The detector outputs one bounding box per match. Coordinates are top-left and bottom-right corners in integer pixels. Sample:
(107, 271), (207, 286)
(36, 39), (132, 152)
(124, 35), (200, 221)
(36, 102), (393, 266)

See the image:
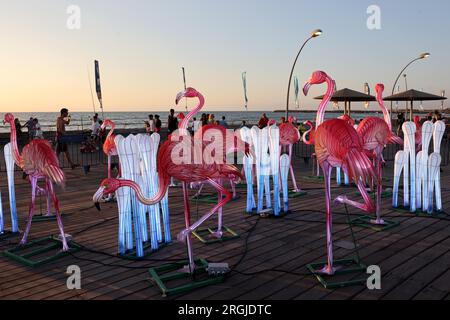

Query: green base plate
(304, 176), (325, 182)
(192, 194), (241, 204)
(119, 241), (171, 261)
(288, 191), (308, 199)
(350, 215), (400, 232)
(191, 194), (217, 204)
(235, 183), (247, 189)
(149, 259), (225, 297)
(192, 226), (239, 245)
(355, 191), (392, 199)
(30, 213), (67, 222)
(306, 258), (367, 289)
(3, 236), (82, 268)
(0, 231), (17, 241)
(392, 206), (413, 213)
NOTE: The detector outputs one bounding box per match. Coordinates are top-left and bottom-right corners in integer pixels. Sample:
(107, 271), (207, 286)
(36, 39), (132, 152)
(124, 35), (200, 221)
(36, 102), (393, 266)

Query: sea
(1, 109), (420, 133)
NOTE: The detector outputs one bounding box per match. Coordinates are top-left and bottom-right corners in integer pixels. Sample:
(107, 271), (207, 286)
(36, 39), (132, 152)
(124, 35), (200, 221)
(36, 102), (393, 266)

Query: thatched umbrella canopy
(315, 88), (376, 116)
(384, 89), (447, 121)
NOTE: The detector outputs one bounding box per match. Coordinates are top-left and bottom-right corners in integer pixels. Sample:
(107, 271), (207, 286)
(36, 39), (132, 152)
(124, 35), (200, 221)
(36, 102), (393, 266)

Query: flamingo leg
(108, 154), (112, 179)
(334, 178), (375, 214)
(211, 180), (224, 239)
(319, 162), (336, 275)
(20, 176), (38, 245)
(178, 179), (232, 243)
(181, 182), (196, 273)
(288, 144), (301, 192)
(47, 179), (69, 251)
(372, 154), (385, 225)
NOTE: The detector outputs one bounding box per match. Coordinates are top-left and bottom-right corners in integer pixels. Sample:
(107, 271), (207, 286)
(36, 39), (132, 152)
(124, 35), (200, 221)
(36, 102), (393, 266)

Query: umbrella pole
(410, 100), (413, 122)
(349, 102), (351, 119)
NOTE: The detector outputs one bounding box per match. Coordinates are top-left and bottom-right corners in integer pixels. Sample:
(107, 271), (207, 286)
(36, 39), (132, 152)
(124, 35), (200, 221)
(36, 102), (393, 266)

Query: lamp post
(390, 52), (430, 122)
(286, 29), (322, 119)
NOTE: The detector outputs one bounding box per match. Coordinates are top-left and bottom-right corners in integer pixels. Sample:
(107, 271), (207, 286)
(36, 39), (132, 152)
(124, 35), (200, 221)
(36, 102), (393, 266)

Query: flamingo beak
(92, 186), (106, 211)
(175, 91), (185, 105)
(303, 82), (312, 96)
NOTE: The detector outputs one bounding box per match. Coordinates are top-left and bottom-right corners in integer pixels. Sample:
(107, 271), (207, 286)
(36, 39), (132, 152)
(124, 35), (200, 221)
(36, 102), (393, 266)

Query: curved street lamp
(390, 52), (430, 121)
(286, 29), (323, 119)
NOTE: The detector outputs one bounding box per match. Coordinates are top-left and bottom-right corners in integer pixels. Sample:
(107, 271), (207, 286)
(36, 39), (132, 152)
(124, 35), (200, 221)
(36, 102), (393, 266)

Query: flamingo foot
(317, 265), (339, 276)
(211, 230), (223, 239)
(370, 218), (386, 226)
(292, 188), (302, 193)
(19, 238), (28, 246)
(178, 263), (197, 275)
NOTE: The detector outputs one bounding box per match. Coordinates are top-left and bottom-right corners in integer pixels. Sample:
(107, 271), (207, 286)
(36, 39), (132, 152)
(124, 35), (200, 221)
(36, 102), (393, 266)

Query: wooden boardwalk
(0, 160), (449, 300)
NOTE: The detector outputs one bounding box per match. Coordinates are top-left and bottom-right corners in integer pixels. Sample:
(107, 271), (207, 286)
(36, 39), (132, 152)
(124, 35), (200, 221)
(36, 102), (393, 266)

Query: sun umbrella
(383, 89), (447, 121)
(315, 88), (376, 117)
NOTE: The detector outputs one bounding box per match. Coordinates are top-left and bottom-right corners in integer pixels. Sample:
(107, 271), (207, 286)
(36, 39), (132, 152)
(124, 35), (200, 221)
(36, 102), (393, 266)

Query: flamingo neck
(105, 121), (116, 140)
(7, 120), (23, 166)
(302, 121), (315, 145)
(316, 76), (334, 128)
(179, 93), (205, 134)
(376, 90), (392, 131)
(119, 180), (156, 205)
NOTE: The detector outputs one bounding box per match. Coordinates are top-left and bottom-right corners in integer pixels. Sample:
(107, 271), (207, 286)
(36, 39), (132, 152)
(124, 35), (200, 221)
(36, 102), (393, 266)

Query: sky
(0, 0), (449, 112)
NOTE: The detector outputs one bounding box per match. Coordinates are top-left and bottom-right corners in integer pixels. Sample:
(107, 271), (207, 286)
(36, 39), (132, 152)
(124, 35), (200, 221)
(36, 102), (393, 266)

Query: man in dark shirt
(168, 109), (178, 134)
(56, 108), (78, 169)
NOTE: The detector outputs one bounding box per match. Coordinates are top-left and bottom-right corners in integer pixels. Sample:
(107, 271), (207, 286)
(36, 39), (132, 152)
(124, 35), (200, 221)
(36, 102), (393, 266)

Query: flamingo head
(268, 119), (277, 126)
(288, 116), (295, 124)
(101, 119), (114, 131)
(303, 71), (328, 96)
(414, 116), (421, 126)
(3, 113), (14, 125)
(176, 87), (199, 105)
(93, 178), (121, 211)
(375, 83), (385, 95)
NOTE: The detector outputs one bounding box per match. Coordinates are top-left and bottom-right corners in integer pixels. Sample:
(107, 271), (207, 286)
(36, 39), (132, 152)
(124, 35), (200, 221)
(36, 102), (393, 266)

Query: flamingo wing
(22, 140), (65, 185)
(315, 119), (375, 182)
(279, 122), (300, 146)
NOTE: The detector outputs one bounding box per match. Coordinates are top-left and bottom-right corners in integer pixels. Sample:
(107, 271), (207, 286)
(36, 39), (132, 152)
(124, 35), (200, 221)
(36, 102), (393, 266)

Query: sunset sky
(0, 0), (449, 112)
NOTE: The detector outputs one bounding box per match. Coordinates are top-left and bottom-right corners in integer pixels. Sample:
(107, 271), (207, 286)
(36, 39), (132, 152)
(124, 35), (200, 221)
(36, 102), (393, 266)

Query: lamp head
(419, 52), (430, 59)
(311, 29), (323, 38)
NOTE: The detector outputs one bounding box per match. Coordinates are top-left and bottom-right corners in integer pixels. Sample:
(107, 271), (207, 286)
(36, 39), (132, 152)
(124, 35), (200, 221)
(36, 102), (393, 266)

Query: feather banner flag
(242, 72), (248, 110)
(364, 82), (370, 109)
(294, 76), (300, 109)
(442, 90), (446, 111)
(95, 60), (104, 117)
(332, 80), (339, 110)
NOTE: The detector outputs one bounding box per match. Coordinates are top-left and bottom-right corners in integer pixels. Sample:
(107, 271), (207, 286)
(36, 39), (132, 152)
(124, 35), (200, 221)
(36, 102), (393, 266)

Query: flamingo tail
(344, 148), (377, 183)
(388, 134), (404, 146)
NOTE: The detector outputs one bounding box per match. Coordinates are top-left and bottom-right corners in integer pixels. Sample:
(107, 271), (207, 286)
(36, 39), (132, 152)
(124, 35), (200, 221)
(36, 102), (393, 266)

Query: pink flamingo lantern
(93, 88), (242, 273)
(279, 117), (302, 193)
(3, 113), (69, 251)
(357, 84), (403, 225)
(303, 71), (376, 275)
(101, 119), (118, 179)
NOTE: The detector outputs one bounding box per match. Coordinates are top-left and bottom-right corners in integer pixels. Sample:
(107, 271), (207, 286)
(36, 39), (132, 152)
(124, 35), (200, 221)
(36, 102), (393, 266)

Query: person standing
(192, 117), (201, 134)
(219, 116), (229, 129)
(147, 114), (155, 134)
(258, 113), (269, 129)
(56, 108), (78, 170)
(33, 118), (44, 139)
(168, 109), (178, 134)
(24, 117), (35, 141)
(154, 114), (162, 133)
